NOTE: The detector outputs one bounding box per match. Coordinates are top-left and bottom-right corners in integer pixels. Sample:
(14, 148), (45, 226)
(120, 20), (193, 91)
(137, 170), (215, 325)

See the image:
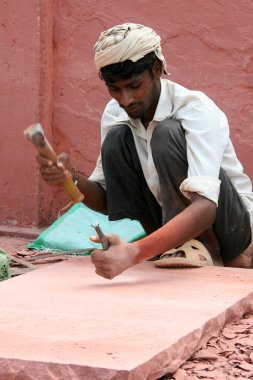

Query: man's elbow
(191, 192), (217, 226)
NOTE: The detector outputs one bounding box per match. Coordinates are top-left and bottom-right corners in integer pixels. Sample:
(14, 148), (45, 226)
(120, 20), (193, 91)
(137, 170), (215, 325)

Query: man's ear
(153, 59), (163, 78)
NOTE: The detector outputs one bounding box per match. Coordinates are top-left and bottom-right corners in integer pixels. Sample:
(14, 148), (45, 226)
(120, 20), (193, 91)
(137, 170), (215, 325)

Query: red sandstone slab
(0, 258), (253, 379)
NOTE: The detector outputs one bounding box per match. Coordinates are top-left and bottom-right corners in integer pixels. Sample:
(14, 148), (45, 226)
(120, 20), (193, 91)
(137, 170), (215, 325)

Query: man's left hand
(90, 234), (138, 279)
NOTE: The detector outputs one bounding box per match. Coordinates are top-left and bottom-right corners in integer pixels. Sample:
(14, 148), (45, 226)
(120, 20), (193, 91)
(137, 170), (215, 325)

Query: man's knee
(104, 124), (129, 142)
(151, 118), (186, 160)
(102, 124), (130, 157)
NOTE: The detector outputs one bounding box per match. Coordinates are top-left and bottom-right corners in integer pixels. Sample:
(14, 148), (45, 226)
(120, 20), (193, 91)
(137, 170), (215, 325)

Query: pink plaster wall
(0, 0), (53, 226)
(0, 0), (253, 227)
(0, 0), (42, 226)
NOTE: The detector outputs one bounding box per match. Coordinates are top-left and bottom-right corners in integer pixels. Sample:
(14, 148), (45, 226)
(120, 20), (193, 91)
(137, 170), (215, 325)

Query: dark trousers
(101, 119), (251, 262)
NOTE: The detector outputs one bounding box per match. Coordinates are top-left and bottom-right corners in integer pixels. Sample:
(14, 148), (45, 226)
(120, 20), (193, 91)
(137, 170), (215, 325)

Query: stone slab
(0, 258), (253, 379)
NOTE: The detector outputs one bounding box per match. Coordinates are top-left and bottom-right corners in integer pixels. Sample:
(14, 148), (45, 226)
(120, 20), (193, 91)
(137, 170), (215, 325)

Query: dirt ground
(0, 234), (68, 275)
(1, 234), (253, 379)
(0, 235), (34, 256)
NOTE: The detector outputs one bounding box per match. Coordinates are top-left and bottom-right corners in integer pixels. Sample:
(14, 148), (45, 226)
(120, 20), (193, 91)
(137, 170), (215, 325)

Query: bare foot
(225, 243), (253, 268)
(197, 228), (223, 266)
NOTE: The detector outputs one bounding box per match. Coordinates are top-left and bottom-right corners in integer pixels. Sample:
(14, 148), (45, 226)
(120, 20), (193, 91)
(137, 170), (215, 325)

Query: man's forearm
(75, 172), (107, 212)
(132, 194), (217, 264)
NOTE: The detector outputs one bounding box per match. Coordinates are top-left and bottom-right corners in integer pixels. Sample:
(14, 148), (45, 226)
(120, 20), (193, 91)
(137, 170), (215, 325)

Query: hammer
(24, 123), (84, 203)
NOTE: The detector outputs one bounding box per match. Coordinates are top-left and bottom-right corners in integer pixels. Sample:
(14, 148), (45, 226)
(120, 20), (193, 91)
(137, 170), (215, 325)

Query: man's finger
(95, 267), (114, 280)
(107, 234), (122, 246)
(90, 235), (101, 244)
(90, 250), (107, 263)
(93, 263), (112, 272)
(40, 165), (61, 174)
(57, 152), (69, 169)
(36, 154), (53, 166)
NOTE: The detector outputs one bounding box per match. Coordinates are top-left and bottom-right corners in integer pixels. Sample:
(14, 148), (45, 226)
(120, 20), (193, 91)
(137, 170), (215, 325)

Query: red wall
(1, 0), (253, 227)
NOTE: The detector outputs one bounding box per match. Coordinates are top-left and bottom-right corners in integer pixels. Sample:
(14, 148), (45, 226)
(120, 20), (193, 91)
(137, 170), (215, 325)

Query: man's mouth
(124, 104), (142, 114)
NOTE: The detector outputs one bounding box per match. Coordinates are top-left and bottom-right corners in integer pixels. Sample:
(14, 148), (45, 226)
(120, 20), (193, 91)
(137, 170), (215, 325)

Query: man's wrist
(128, 242), (142, 265)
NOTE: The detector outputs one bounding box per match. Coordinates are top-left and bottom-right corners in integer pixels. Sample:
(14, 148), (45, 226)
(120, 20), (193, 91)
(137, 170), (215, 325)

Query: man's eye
(130, 83), (140, 89)
(108, 87), (118, 92)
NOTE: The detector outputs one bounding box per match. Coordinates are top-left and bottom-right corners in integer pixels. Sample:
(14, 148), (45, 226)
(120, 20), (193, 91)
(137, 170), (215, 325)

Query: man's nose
(120, 90), (134, 108)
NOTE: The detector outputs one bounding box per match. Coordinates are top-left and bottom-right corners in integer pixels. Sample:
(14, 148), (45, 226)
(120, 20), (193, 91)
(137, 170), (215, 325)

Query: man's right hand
(37, 151), (108, 213)
(36, 152), (75, 185)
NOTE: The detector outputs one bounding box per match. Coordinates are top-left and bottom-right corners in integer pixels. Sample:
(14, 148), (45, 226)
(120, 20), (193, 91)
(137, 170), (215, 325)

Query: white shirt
(89, 79), (253, 233)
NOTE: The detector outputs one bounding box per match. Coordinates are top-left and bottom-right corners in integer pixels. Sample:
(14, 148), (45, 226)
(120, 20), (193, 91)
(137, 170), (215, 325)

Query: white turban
(94, 23), (167, 74)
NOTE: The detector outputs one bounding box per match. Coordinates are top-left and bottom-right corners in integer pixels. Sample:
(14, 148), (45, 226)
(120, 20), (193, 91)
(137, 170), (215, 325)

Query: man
(38, 23), (253, 279)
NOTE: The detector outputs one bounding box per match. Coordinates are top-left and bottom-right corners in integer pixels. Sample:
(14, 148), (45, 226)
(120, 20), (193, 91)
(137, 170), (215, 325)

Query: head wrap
(94, 23), (167, 74)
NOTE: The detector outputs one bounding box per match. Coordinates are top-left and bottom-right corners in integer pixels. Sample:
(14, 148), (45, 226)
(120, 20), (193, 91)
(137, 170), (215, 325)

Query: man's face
(105, 68), (161, 122)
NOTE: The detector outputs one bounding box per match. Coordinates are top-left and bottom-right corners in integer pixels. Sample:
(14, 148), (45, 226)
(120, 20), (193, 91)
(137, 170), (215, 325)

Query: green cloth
(28, 203), (146, 254)
(0, 249), (11, 281)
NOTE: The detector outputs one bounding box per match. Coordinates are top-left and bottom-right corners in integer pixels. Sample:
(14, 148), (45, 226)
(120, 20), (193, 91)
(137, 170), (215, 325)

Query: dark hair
(99, 51), (157, 84)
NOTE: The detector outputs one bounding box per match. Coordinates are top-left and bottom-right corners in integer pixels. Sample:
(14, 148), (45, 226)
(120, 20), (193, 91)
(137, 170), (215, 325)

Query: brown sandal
(154, 239), (214, 268)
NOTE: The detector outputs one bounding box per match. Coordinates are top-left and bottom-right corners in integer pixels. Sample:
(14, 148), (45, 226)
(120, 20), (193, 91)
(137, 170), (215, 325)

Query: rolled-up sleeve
(176, 100), (229, 205)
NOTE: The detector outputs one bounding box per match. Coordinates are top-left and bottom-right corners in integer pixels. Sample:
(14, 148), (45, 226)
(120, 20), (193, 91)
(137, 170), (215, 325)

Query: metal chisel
(91, 221), (110, 251)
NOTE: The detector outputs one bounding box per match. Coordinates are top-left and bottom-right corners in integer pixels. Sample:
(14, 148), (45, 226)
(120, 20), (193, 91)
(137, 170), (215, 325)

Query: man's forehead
(105, 72), (147, 87)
